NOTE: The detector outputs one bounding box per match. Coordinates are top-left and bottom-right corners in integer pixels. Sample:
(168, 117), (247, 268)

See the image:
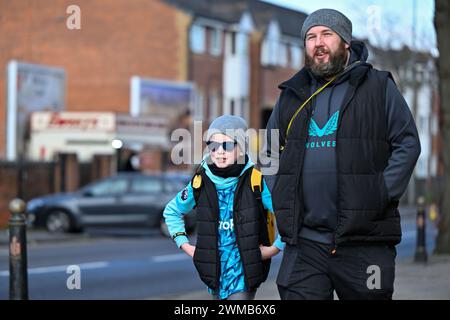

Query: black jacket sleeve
(383, 79), (421, 202)
(265, 98), (283, 156)
(263, 98), (283, 191)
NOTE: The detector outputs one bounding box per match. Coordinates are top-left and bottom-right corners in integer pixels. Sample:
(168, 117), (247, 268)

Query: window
(261, 40), (269, 65)
(240, 97), (248, 118)
(417, 114), (428, 132)
(261, 21), (281, 66)
(209, 91), (219, 121)
(130, 177), (162, 193)
(190, 24), (205, 54)
(431, 113), (438, 135)
(290, 45), (302, 69)
(230, 32), (237, 55)
(279, 43), (288, 67)
(194, 90), (204, 120)
(237, 32), (248, 56)
(430, 154), (437, 176)
(269, 40), (278, 65)
(416, 156), (427, 178)
(261, 39), (278, 66)
(209, 28), (222, 56)
(89, 178), (128, 196)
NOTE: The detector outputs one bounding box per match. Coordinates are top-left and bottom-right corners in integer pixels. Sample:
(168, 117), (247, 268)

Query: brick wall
(260, 67), (298, 110)
(249, 32), (263, 129)
(0, 154), (116, 228)
(0, 161), (55, 228)
(0, 0), (189, 158)
(190, 55), (223, 121)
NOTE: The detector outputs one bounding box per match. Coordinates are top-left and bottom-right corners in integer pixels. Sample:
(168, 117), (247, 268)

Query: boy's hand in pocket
(259, 245), (280, 260)
(181, 243), (196, 257)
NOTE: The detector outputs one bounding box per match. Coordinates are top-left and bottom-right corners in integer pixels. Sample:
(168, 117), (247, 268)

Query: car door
(77, 176), (130, 225)
(123, 175), (165, 227)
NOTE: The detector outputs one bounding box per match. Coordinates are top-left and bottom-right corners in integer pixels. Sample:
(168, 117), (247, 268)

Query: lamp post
(9, 198), (28, 300)
(112, 139), (123, 173)
(414, 196), (428, 263)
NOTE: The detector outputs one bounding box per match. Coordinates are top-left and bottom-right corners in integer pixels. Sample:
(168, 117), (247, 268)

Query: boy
(163, 115), (284, 300)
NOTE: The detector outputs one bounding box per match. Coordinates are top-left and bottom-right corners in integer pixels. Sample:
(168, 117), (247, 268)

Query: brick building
(0, 0), (190, 159)
(0, 0), (192, 225)
(0, 0), (309, 161)
(164, 0), (307, 130)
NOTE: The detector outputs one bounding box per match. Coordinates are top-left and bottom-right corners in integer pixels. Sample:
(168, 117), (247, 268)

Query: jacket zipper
(282, 87), (314, 246)
(232, 170), (250, 290)
(291, 109), (313, 245)
(332, 88), (358, 256)
(206, 171), (220, 291)
(215, 210), (220, 289)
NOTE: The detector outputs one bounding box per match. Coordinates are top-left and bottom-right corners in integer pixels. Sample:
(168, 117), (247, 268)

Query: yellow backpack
(250, 168), (276, 245)
(191, 167), (276, 244)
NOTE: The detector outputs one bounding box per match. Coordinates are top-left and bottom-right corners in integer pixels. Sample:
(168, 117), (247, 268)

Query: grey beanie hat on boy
(300, 8), (352, 44)
(206, 115), (248, 153)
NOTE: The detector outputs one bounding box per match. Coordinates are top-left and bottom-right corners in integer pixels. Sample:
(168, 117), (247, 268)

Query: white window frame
(208, 91), (219, 121)
(279, 42), (288, 67)
(190, 24), (205, 54)
(261, 20), (281, 67)
(194, 90), (204, 120)
(209, 28), (222, 56)
(236, 32), (249, 56)
(290, 44), (302, 69)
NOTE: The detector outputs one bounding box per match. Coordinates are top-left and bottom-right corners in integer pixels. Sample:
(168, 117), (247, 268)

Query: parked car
(26, 172), (195, 236)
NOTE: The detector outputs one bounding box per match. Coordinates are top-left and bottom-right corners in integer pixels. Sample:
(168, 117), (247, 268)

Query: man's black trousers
(277, 238), (396, 300)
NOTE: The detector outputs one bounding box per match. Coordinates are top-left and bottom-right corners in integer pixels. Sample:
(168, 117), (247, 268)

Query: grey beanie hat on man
(206, 115), (248, 153)
(300, 8), (352, 44)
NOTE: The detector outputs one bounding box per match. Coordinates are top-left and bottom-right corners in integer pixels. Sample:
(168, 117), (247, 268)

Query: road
(0, 209), (438, 299)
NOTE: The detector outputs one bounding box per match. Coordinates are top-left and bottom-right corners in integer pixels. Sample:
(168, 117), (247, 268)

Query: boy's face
(208, 133), (240, 168)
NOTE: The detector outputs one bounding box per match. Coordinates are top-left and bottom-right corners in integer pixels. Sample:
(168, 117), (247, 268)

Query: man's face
(305, 26), (350, 79)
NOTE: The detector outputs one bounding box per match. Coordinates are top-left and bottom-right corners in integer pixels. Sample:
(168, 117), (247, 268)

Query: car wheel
(160, 218), (170, 238)
(45, 210), (72, 233)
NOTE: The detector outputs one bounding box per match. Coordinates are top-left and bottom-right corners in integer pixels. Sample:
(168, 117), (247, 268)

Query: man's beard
(305, 42), (349, 79)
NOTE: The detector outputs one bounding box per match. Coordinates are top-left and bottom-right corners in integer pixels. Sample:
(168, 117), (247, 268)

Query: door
(77, 176), (130, 225)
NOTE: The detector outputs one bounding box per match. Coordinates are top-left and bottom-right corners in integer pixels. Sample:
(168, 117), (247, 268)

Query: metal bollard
(8, 198), (29, 300)
(414, 196), (428, 263)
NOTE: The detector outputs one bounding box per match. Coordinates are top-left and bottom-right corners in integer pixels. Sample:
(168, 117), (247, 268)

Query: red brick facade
(0, 0), (190, 158)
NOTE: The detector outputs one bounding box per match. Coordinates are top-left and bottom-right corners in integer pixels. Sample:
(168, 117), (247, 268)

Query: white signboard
(7, 60), (66, 160)
(130, 77), (195, 124)
(31, 112), (115, 133)
(116, 114), (169, 149)
(29, 112), (115, 162)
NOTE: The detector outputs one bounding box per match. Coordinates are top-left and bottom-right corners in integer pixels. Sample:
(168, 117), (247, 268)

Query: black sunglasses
(206, 141), (237, 152)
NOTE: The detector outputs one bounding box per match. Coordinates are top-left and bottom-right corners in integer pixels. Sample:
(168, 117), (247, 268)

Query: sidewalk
(152, 255), (450, 300)
(0, 228), (89, 247)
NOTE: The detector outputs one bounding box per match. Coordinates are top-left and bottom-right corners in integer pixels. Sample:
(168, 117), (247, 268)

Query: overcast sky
(262, 0), (437, 54)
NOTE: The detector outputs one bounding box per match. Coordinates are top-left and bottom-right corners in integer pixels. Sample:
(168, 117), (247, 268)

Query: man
(265, 9), (421, 299)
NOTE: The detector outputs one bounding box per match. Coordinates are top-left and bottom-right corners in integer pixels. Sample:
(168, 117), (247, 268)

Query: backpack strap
(250, 167), (263, 197)
(251, 167), (276, 244)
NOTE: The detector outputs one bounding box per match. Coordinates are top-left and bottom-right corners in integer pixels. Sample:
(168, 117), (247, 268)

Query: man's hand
(181, 243), (196, 257)
(259, 245), (280, 260)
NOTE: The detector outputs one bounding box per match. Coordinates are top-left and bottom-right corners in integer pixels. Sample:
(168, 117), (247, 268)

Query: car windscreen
(130, 176), (163, 193)
(88, 177), (129, 196)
